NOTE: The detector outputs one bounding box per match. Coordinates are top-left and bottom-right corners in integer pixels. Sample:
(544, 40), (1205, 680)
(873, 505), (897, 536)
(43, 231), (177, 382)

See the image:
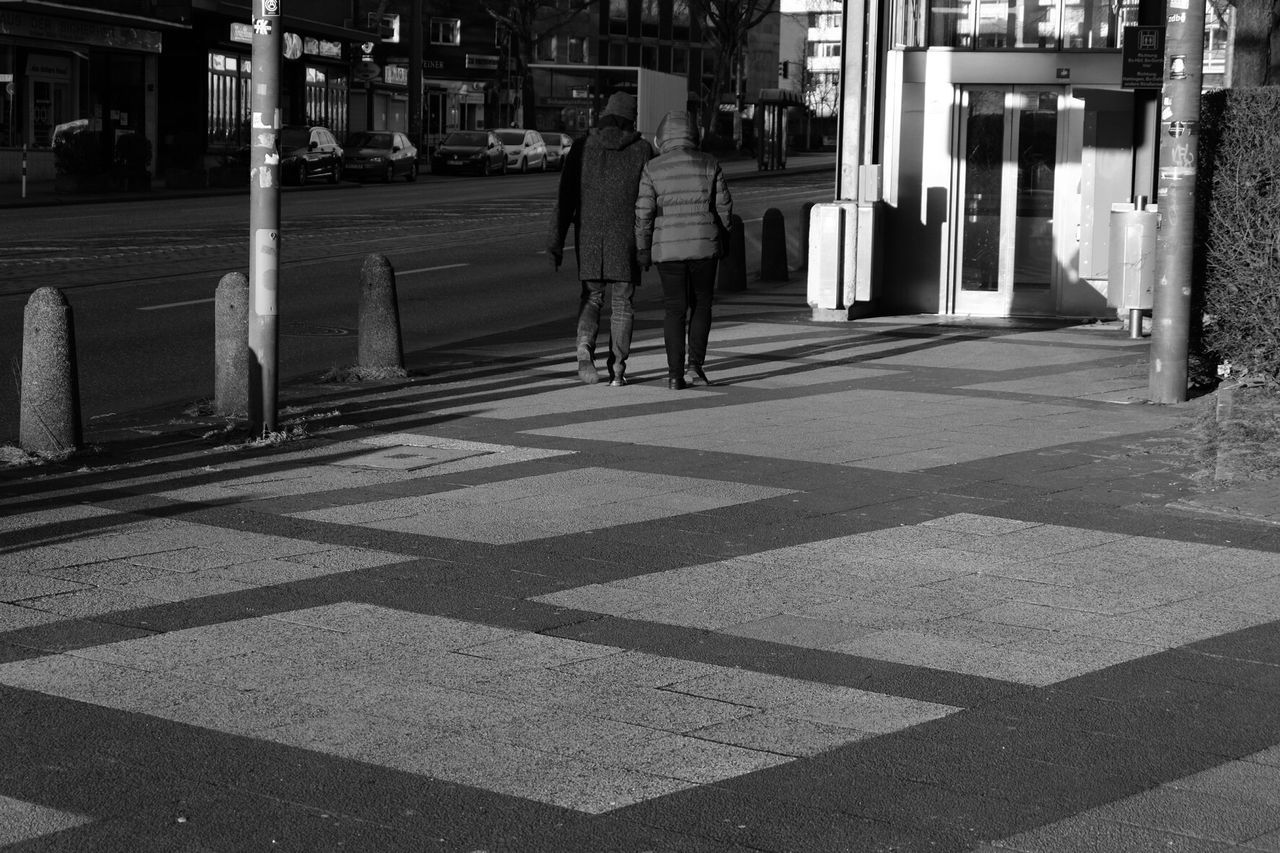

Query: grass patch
(1199, 384), (1280, 484)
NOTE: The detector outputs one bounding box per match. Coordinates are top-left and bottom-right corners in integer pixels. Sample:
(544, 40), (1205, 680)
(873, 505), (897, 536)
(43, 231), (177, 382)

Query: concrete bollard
(214, 272), (250, 416)
(760, 207), (789, 281)
(357, 253), (404, 370)
(19, 287), (81, 454)
(715, 214), (747, 293)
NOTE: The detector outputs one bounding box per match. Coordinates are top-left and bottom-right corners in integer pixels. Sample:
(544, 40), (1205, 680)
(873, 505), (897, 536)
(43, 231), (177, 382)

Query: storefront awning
(0, 0), (190, 30)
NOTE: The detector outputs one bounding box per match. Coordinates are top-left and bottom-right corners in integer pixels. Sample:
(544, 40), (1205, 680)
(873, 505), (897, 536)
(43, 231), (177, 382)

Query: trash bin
(1108, 202), (1157, 338)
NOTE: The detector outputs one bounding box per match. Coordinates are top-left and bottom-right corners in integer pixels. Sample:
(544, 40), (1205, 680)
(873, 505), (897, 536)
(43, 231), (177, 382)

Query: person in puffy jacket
(548, 92), (652, 387)
(635, 109), (732, 390)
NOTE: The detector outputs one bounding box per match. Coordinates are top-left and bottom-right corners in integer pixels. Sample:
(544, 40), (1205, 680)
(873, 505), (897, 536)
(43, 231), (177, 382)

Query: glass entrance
(954, 86), (1068, 315)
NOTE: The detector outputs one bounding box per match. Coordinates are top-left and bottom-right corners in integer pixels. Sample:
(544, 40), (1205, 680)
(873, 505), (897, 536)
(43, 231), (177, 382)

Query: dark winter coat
(548, 125), (652, 282)
(635, 110), (732, 264)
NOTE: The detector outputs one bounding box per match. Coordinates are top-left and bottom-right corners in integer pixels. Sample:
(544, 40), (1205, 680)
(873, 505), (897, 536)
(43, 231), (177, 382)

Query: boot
(577, 360), (600, 385)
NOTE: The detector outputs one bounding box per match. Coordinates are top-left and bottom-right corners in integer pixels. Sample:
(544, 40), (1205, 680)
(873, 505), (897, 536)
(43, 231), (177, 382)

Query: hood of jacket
(589, 125), (644, 151)
(653, 110), (696, 155)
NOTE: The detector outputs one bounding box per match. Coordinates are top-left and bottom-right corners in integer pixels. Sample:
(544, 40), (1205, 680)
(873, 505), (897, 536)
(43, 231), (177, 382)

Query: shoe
(687, 367), (711, 387)
(609, 374), (628, 387)
(667, 376), (687, 390)
(577, 361), (599, 385)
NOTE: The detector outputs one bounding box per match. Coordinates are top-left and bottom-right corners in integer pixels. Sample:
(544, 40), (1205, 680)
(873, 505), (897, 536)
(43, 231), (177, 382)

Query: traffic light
(779, 61), (789, 79)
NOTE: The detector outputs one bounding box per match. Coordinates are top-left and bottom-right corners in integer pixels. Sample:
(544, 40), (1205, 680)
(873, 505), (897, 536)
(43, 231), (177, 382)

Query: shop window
(0, 46), (14, 147)
(304, 66), (347, 134)
(208, 51), (250, 151)
(431, 18), (461, 46)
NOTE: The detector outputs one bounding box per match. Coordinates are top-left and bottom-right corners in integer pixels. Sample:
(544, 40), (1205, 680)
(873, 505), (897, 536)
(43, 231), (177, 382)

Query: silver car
(494, 128), (548, 173)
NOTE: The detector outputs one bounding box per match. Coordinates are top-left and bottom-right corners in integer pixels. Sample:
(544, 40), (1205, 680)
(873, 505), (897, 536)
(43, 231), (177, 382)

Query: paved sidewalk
(2, 276), (1280, 852)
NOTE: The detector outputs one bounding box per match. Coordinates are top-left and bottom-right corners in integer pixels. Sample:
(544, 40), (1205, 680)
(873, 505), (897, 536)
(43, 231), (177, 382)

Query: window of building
(642, 44), (658, 69)
(672, 0), (691, 39)
(430, 18), (461, 45)
(568, 37), (588, 63)
(813, 42), (841, 58)
(208, 51), (250, 152)
(641, 0), (660, 37)
(608, 0), (628, 33)
(671, 46), (689, 74)
(0, 45), (15, 147)
(537, 35), (557, 61)
(304, 66), (347, 133)
(608, 40), (628, 64)
(912, 0), (1140, 48)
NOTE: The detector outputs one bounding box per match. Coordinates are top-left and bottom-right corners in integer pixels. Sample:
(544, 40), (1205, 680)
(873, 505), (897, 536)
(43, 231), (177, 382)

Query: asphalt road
(0, 169), (831, 443)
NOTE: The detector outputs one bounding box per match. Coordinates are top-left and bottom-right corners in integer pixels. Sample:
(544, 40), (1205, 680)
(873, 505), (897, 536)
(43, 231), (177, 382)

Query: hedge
(1198, 87), (1280, 384)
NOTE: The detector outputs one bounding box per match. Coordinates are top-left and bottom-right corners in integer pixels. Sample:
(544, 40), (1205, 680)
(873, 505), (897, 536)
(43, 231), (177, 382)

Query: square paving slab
(0, 602), (959, 814)
(534, 513), (1280, 686)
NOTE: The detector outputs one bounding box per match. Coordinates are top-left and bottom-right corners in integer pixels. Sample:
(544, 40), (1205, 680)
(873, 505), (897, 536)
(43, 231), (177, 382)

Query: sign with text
(1122, 25), (1166, 89)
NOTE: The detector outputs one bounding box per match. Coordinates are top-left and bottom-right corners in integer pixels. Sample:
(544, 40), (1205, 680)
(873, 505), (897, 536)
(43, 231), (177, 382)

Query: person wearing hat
(548, 91), (653, 386)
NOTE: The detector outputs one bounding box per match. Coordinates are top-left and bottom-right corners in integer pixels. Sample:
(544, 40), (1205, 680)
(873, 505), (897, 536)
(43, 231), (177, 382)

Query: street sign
(1122, 25), (1165, 89)
(353, 60), (381, 82)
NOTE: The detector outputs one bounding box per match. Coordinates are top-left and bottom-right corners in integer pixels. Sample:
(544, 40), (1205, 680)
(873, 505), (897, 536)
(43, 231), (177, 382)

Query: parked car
(279, 125), (342, 185)
(494, 128), (548, 173)
(343, 130), (418, 182)
(430, 131), (506, 176)
(543, 132), (575, 171)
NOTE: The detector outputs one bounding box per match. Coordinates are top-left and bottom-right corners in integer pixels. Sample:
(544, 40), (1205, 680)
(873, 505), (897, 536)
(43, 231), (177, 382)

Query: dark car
(343, 130), (418, 182)
(279, 125), (342, 185)
(430, 131), (506, 176)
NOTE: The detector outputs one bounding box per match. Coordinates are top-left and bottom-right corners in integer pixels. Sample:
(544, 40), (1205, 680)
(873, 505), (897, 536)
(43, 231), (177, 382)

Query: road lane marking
(139, 298), (215, 311)
(397, 263), (469, 276)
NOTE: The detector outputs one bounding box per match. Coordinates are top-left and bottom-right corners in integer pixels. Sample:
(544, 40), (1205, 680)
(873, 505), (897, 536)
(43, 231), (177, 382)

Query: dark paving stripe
(539, 608), (1026, 710)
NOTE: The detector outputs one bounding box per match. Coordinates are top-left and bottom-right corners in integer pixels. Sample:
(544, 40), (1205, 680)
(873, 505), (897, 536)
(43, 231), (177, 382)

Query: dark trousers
(656, 258), (716, 377)
(577, 278), (636, 375)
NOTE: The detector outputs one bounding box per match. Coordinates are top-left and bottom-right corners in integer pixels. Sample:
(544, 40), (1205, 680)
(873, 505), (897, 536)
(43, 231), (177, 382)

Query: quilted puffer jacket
(635, 110), (732, 264)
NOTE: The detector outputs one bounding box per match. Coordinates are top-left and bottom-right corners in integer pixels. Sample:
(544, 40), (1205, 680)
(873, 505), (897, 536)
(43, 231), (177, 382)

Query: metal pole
(249, 0), (282, 435)
(21, 143), (26, 199)
(1148, 0), (1206, 404)
(409, 0), (423, 153)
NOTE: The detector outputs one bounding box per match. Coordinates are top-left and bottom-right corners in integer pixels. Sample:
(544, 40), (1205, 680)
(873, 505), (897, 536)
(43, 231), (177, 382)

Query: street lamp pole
(249, 0), (282, 435)
(1148, 0), (1207, 403)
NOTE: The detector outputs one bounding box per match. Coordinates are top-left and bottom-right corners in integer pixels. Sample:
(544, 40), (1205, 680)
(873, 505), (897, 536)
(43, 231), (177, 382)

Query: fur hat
(601, 92), (638, 123)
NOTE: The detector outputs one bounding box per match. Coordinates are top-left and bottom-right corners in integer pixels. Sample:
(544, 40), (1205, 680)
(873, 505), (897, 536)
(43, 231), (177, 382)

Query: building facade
(0, 0), (181, 182)
(865, 0), (1227, 319)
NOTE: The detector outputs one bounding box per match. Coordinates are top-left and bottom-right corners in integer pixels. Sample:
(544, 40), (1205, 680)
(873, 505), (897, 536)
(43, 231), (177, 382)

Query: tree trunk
(1230, 0), (1277, 85)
